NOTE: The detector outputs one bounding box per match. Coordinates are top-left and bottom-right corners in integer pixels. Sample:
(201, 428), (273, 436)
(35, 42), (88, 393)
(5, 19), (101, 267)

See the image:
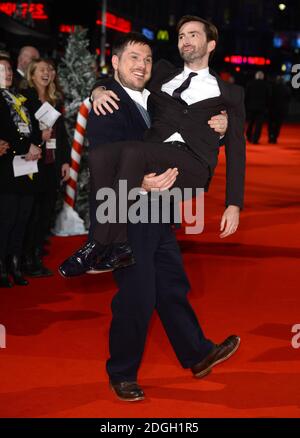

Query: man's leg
(107, 221), (162, 383)
(155, 225), (240, 377)
(91, 141), (209, 245)
(154, 224), (214, 368)
(246, 111), (255, 142)
(252, 111), (265, 143)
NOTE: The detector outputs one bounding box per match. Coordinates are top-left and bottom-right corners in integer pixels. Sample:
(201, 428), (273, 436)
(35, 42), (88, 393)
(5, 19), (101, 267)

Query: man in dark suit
(245, 71), (270, 144)
(13, 46), (40, 89)
(61, 24), (241, 401)
(76, 15), (246, 261)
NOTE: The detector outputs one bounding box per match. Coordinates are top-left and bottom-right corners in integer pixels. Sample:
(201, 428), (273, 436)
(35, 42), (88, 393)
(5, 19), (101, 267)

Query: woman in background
(20, 58), (71, 277)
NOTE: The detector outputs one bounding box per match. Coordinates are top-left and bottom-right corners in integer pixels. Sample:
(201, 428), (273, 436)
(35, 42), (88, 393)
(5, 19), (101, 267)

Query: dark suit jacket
(93, 60), (246, 208)
(0, 89), (42, 194)
(87, 79), (147, 146)
(146, 60), (246, 208)
(13, 70), (26, 90)
(245, 79), (271, 112)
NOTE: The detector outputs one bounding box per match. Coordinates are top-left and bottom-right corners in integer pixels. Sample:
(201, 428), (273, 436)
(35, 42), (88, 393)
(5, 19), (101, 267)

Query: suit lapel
(111, 79), (148, 131)
(160, 67), (183, 86)
(209, 68), (230, 102)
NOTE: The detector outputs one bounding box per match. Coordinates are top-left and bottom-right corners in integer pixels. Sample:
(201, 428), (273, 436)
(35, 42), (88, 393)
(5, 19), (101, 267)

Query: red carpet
(1, 124), (300, 418)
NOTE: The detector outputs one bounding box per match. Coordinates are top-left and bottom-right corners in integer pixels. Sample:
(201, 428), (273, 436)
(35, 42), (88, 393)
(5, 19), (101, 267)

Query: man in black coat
(62, 16), (246, 268)
(245, 70), (270, 144)
(83, 15), (245, 255)
(13, 46), (40, 89)
(61, 22), (241, 401)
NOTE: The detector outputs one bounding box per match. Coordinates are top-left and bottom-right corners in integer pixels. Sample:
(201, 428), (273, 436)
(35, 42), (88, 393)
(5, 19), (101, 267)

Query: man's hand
(141, 168), (179, 192)
(61, 163), (70, 182)
(92, 87), (120, 116)
(208, 110), (228, 136)
(220, 205), (240, 238)
(0, 139), (10, 156)
(24, 144), (42, 161)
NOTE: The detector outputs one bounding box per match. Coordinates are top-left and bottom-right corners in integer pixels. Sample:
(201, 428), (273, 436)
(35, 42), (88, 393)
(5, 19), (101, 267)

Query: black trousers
(107, 221), (214, 383)
(246, 110), (265, 143)
(24, 189), (57, 254)
(0, 193), (34, 258)
(89, 141), (210, 244)
(268, 111), (284, 142)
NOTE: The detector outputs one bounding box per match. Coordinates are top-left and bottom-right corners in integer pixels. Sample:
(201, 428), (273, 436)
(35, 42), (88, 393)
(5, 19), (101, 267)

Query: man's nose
(136, 59), (146, 69)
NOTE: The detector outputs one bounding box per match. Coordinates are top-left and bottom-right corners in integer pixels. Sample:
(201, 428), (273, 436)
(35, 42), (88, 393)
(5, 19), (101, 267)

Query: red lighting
(235, 66), (241, 72)
(96, 12), (132, 33)
(96, 48), (111, 56)
(0, 2), (48, 20)
(231, 55), (243, 64)
(224, 55), (272, 66)
(59, 24), (75, 33)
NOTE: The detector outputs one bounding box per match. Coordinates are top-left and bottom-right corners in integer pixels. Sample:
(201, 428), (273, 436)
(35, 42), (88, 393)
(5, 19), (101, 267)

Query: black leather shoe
(110, 381), (145, 402)
(8, 255), (29, 286)
(87, 242), (135, 274)
(59, 240), (110, 277)
(191, 335), (241, 378)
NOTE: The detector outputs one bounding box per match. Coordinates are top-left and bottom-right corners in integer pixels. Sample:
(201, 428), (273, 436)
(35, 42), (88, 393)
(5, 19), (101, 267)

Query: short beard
(117, 70), (144, 92)
(179, 44), (208, 64)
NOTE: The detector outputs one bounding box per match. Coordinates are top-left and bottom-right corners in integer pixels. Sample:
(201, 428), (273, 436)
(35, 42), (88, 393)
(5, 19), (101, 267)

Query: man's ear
(111, 55), (119, 71)
(208, 40), (216, 54)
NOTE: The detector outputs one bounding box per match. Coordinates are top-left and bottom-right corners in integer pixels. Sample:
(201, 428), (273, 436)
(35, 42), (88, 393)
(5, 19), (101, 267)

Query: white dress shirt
(122, 86), (150, 110)
(161, 66), (221, 143)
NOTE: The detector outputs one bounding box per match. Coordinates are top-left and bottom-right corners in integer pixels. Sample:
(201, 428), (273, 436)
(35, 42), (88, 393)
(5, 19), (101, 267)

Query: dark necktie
(172, 72), (197, 103)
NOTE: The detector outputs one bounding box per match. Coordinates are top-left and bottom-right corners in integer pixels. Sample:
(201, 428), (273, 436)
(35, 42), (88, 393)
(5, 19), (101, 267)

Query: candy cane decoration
(53, 97), (91, 236)
(65, 97), (92, 208)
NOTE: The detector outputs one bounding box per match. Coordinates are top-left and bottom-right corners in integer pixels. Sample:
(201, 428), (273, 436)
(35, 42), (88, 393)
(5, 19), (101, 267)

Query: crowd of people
(0, 46), (71, 288)
(245, 70), (291, 145)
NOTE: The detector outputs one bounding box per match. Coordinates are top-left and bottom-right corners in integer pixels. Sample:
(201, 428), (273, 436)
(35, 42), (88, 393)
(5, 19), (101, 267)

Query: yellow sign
(157, 30), (169, 41)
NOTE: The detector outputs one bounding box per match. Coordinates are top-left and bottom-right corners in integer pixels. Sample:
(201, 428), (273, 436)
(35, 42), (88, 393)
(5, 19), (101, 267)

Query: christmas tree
(58, 27), (97, 226)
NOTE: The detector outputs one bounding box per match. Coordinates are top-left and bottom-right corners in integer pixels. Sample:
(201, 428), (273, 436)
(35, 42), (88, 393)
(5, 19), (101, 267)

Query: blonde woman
(20, 59), (71, 277)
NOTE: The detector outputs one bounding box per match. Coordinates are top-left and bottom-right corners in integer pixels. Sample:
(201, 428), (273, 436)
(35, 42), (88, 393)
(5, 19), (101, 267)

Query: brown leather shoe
(191, 335), (241, 378)
(110, 381), (145, 402)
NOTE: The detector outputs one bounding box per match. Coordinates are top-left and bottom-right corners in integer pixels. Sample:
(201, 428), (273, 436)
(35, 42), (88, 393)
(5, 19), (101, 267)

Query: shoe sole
(86, 257), (135, 274)
(194, 337), (241, 378)
(86, 268), (114, 274)
(110, 384), (145, 402)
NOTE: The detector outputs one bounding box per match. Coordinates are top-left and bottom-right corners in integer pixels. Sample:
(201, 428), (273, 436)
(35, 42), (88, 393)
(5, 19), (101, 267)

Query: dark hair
(177, 15), (219, 45)
(112, 32), (152, 57)
(0, 56), (13, 68)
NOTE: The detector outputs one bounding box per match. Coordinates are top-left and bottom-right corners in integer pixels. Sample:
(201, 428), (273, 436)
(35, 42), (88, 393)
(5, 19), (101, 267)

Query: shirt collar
(183, 65), (209, 79)
(122, 85), (150, 110)
(17, 68), (25, 77)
